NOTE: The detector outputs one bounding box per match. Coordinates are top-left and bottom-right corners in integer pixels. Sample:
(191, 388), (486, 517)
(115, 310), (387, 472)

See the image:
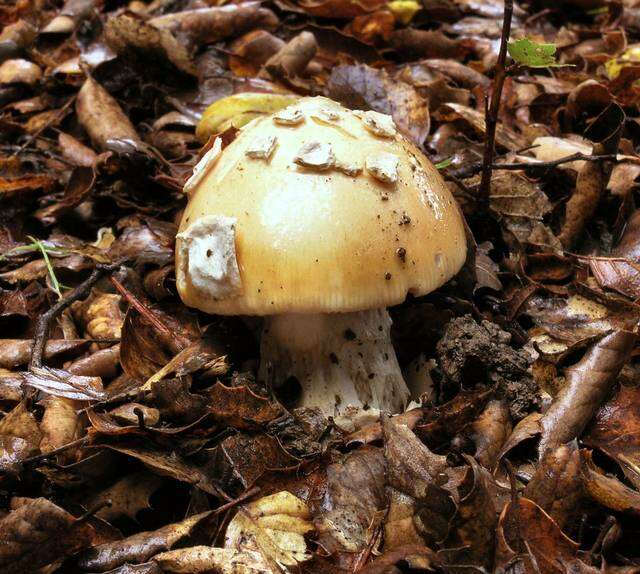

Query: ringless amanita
(176, 96), (466, 427)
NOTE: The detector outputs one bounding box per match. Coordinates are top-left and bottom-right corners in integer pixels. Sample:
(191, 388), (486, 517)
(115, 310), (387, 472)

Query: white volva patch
(183, 138), (222, 196)
(177, 215), (242, 300)
(366, 152), (399, 184)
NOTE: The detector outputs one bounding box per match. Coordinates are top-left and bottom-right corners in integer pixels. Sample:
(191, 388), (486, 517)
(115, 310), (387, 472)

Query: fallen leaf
(315, 447), (386, 563)
(99, 438), (223, 497)
(154, 546), (270, 573)
(584, 383), (640, 488)
(436, 103), (527, 151)
(88, 471), (165, 522)
(22, 365), (105, 401)
(524, 442), (583, 532)
(105, 13), (196, 76)
(39, 395), (83, 462)
(76, 75), (142, 153)
(149, 4), (278, 49)
(581, 450), (640, 515)
(0, 401), (42, 472)
(225, 491), (313, 567)
(0, 497), (94, 573)
(327, 64), (430, 145)
(470, 399), (512, 469)
(78, 510), (213, 571)
(212, 433), (300, 491)
(495, 498), (580, 574)
(196, 92), (299, 142)
(539, 330), (636, 456)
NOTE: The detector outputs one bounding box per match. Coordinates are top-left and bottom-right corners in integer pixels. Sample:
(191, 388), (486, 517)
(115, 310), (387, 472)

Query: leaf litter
(1, 0), (640, 572)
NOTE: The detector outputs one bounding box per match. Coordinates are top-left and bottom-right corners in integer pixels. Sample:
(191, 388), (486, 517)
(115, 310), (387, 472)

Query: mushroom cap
(176, 96), (467, 316)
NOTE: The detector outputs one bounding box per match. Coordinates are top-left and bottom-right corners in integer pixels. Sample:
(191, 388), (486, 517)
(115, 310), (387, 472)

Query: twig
(11, 96), (76, 158)
(478, 0), (514, 206)
(29, 263), (120, 370)
(110, 274), (174, 338)
(448, 152), (619, 181)
(211, 486), (260, 516)
(492, 152), (618, 171)
(22, 436), (89, 465)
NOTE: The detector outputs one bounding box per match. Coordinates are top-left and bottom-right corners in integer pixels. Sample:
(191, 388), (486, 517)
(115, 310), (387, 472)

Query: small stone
(294, 141), (335, 171)
(245, 134), (277, 161)
(366, 152), (399, 184)
(357, 110), (397, 138)
(335, 159), (362, 177)
(274, 107), (304, 125)
(183, 137), (222, 195)
(396, 247), (406, 262)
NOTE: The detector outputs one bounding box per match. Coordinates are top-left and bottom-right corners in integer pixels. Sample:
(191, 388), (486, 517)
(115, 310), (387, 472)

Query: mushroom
(176, 96), (466, 428)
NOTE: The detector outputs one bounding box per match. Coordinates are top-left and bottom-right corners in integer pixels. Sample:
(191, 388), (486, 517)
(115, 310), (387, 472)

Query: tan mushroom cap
(176, 96), (466, 316)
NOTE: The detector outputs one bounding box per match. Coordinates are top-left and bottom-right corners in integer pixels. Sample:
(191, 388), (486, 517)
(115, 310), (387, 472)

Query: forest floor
(1, 0), (640, 572)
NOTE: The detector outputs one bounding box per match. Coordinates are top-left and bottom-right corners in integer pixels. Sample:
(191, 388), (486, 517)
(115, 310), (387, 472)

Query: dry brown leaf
(470, 399), (511, 469)
(149, 3), (278, 48)
(581, 450), (640, 515)
(327, 64), (430, 145)
(88, 471), (164, 522)
(436, 103), (527, 151)
(105, 13), (196, 76)
(39, 396), (83, 463)
(539, 330), (636, 456)
(495, 498), (581, 574)
(584, 383), (640, 488)
(76, 75), (142, 153)
(524, 442), (583, 531)
(0, 339), (89, 369)
(315, 447), (386, 562)
(0, 497), (94, 573)
(78, 510), (213, 571)
(0, 401), (42, 473)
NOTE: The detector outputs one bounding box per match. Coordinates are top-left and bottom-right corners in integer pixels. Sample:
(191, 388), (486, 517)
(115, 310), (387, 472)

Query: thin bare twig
(29, 263), (120, 370)
(492, 152), (618, 171)
(478, 0), (514, 206)
(449, 152), (619, 181)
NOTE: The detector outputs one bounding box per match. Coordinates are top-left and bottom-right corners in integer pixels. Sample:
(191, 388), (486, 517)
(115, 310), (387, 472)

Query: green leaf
(435, 157), (453, 170)
(28, 236), (65, 298)
(507, 38), (563, 68)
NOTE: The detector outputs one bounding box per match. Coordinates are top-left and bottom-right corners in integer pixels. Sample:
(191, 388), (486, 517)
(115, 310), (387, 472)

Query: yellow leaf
(387, 0), (421, 24)
(196, 93), (300, 142)
(605, 45), (640, 80)
(225, 491), (313, 567)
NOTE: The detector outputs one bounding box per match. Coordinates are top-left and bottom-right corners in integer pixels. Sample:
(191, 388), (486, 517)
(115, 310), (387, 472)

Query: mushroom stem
(259, 308), (410, 428)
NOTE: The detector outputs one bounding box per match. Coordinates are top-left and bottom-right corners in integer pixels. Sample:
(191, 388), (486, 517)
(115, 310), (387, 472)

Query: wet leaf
(0, 497), (94, 573)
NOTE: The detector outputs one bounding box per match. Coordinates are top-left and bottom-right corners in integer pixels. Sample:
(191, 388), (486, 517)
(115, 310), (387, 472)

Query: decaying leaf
(225, 491), (313, 567)
(78, 511), (213, 571)
(539, 330), (636, 456)
(0, 497), (94, 573)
